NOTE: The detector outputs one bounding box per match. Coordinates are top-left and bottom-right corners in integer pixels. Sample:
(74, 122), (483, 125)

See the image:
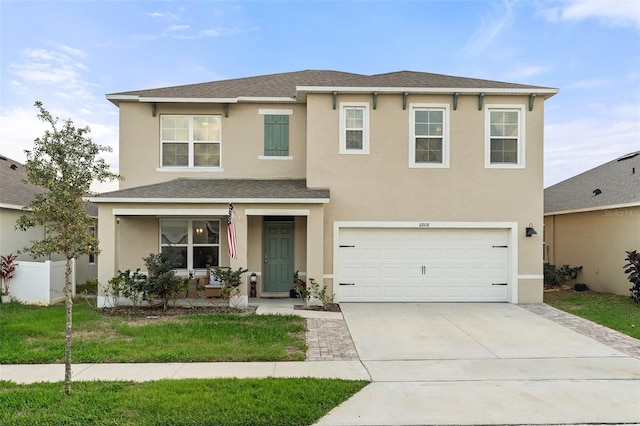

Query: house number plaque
(418, 222), (430, 228)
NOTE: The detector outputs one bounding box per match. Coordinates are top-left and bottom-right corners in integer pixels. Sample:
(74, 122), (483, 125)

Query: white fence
(8, 259), (75, 305)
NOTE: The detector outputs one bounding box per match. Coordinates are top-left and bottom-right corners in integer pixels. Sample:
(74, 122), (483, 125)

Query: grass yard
(0, 378), (369, 426)
(0, 300), (307, 363)
(544, 288), (640, 339)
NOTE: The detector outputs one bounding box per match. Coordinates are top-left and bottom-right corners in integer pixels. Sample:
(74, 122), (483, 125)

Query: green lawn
(0, 300), (307, 363)
(544, 288), (640, 339)
(0, 378), (369, 426)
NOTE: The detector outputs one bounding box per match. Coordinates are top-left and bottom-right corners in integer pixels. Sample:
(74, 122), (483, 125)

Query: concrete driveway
(316, 303), (640, 425)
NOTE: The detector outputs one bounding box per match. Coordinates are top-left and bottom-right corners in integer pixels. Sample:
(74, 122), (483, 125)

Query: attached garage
(336, 225), (514, 303)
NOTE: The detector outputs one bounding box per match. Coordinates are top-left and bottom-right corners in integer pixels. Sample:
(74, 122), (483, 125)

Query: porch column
(229, 206), (249, 308)
(97, 205), (117, 308)
(306, 205), (324, 292)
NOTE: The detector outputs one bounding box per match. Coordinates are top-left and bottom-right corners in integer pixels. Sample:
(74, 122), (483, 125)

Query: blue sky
(1, 0), (639, 191)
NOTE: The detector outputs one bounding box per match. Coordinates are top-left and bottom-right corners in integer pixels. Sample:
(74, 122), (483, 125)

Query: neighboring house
(544, 151), (640, 296)
(91, 70), (557, 307)
(0, 155), (98, 285)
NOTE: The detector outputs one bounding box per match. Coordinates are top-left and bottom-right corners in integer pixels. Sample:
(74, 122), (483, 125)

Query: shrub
(293, 271), (334, 308)
(544, 263), (582, 287)
(142, 248), (187, 311)
(624, 250), (640, 306)
(212, 267), (248, 301)
(1, 253), (18, 295)
(107, 269), (147, 307)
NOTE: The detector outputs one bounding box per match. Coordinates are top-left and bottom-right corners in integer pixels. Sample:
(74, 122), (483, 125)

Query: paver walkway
(521, 303), (640, 358)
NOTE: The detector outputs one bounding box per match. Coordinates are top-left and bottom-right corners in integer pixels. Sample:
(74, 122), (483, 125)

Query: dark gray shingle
(545, 152), (640, 214)
(92, 178), (330, 201)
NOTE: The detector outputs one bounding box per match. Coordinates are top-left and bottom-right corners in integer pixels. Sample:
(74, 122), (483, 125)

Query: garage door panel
(339, 228), (510, 302)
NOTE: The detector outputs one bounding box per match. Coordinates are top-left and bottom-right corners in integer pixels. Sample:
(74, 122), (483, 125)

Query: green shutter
(264, 115), (289, 156)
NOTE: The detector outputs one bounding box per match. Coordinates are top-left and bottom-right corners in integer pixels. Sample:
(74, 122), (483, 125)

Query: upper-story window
(339, 103), (369, 154)
(485, 105), (525, 168)
(409, 104), (450, 168)
(161, 115), (221, 168)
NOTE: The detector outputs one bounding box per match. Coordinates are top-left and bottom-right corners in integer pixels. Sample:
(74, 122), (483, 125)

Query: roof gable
(544, 152), (640, 214)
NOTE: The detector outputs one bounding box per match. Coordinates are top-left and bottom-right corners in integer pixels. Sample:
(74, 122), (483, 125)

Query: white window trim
(258, 155), (293, 160)
(258, 109), (293, 115)
(484, 104), (526, 169)
(409, 103), (450, 168)
(339, 102), (370, 155)
(159, 218), (221, 273)
(160, 115), (223, 169)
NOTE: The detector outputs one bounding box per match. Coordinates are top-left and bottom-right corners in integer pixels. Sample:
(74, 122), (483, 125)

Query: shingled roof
(0, 155), (98, 216)
(107, 69), (557, 105)
(0, 155), (45, 208)
(88, 179), (330, 203)
(544, 151), (640, 215)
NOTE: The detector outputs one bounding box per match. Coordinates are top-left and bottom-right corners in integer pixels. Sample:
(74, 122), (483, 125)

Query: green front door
(263, 221), (294, 293)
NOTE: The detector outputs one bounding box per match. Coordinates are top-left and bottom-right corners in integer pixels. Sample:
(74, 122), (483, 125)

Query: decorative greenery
(624, 250), (640, 305)
(293, 271), (334, 308)
(0, 378), (368, 426)
(1, 253), (18, 295)
(543, 263), (583, 287)
(107, 269), (147, 307)
(142, 249), (186, 311)
(213, 267), (248, 300)
(293, 270), (309, 300)
(15, 102), (120, 395)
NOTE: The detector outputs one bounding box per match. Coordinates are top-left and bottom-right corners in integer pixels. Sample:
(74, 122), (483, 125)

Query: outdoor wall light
(250, 273), (257, 283)
(525, 223), (537, 237)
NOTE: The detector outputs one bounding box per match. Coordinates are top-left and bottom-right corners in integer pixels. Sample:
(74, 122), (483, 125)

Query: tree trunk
(64, 257), (73, 395)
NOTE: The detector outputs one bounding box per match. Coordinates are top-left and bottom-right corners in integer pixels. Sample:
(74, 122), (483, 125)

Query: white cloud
(0, 106), (121, 193)
(167, 24), (190, 32)
(564, 78), (611, 90)
(461, 0), (516, 56)
(544, 0), (640, 29)
(544, 116), (640, 186)
(9, 46), (95, 100)
(505, 64), (551, 80)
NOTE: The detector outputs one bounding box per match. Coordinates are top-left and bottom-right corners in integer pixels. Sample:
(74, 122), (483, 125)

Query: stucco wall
(305, 93), (546, 302)
(118, 102), (307, 188)
(545, 208), (640, 295)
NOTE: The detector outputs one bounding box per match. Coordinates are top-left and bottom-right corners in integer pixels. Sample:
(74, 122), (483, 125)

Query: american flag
(227, 203), (238, 260)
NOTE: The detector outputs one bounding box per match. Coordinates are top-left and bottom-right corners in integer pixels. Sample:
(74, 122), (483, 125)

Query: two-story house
(91, 70), (557, 307)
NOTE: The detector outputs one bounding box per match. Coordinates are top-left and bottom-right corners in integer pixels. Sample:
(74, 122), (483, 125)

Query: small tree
(142, 249), (185, 311)
(16, 102), (120, 395)
(624, 250), (640, 306)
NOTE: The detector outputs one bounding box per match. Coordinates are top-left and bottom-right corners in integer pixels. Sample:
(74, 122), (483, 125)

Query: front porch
(95, 201), (328, 309)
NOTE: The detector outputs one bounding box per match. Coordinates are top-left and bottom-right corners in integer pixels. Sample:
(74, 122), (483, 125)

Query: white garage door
(338, 227), (510, 302)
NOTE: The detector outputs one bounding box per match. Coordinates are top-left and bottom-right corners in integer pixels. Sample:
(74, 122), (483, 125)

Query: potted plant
(1, 253), (18, 303)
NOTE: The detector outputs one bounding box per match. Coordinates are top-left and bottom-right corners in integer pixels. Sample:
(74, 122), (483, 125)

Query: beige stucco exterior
(96, 75), (555, 306)
(544, 207), (640, 295)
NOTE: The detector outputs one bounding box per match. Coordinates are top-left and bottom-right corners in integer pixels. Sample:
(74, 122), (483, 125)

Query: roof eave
(85, 197), (330, 204)
(544, 201), (640, 216)
(296, 86), (559, 101)
(106, 94), (299, 106)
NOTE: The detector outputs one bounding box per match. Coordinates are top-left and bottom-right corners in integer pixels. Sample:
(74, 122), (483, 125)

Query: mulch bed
(98, 305), (257, 317)
(294, 303), (341, 312)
